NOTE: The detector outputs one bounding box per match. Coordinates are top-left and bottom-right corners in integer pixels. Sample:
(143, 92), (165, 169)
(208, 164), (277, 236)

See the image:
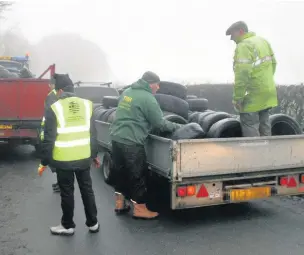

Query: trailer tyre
(207, 118), (242, 138)
(101, 152), (114, 185)
(157, 81), (187, 99)
(171, 123), (206, 140)
(197, 110), (215, 125)
(163, 111), (188, 124)
(101, 108), (116, 122)
(102, 96), (119, 109)
(270, 114), (302, 135)
(154, 94), (189, 119)
(107, 109), (117, 123)
(186, 95), (197, 100)
(201, 112), (231, 133)
(187, 98), (209, 112)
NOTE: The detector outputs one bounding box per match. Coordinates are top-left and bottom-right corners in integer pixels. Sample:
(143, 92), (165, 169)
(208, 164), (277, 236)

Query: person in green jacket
(226, 21), (278, 137)
(110, 71), (181, 220)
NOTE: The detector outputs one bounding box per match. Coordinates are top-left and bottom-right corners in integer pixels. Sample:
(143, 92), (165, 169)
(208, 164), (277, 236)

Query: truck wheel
(101, 152), (113, 185)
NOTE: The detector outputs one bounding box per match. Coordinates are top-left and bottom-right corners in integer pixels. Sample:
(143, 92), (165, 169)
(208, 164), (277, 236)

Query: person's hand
(93, 157), (100, 168)
(232, 100), (242, 112)
(38, 164), (47, 176)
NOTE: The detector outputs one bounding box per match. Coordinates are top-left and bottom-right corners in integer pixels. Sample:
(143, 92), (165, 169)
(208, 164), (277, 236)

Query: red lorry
(0, 56), (55, 150)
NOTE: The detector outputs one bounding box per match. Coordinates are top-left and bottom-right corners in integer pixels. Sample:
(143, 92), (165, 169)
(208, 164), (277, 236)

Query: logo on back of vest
(69, 101), (80, 114)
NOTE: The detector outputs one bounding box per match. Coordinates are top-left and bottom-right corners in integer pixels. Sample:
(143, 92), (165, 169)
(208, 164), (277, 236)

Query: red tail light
(196, 184), (209, 198)
(299, 174), (304, 184)
(279, 176), (297, 187)
(177, 186), (187, 197)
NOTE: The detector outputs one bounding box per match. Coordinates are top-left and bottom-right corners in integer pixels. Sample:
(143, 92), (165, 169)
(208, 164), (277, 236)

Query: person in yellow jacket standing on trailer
(38, 73), (100, 236)
(226, 21), (278, 137)
(39, 78), (60, 192)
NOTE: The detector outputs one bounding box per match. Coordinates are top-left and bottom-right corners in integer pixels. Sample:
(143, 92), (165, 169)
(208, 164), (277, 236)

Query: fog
(2, 0), (304, 85)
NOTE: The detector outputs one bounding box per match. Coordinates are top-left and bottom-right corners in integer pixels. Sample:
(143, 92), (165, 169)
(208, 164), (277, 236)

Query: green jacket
(233, 32), (278, 113)
(110, 79), (181, 145)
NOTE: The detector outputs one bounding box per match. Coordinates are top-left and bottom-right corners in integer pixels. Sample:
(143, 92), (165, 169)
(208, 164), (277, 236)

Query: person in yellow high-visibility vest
(40, 78), (60, 192)
(38, 73), (100, 236)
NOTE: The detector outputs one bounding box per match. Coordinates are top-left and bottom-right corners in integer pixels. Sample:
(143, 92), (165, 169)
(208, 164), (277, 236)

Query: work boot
(52, 183), (60, 193)
(115, 192), (130, 214)
(132, 201), (159, 220)
(88, 222), (100, 233)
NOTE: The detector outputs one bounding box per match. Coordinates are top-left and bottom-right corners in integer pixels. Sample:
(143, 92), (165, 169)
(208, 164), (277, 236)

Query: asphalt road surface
(1, 145), (304, 255)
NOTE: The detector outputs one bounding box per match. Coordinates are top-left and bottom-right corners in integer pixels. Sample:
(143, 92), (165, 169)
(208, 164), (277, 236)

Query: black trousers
(111, 141), (148, 204)
(56, 168), (98, 229)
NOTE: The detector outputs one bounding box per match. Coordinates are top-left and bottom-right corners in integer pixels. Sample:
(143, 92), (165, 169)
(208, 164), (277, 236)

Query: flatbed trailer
(96, 120), (304, 210)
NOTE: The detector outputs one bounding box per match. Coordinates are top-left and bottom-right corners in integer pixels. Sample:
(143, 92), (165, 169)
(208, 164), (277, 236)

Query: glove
(38, 164), (47, 176)
(93, 157), (101, 168)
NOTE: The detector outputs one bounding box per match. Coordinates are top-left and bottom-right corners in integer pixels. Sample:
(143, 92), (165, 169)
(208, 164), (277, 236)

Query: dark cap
(226, 21), (248, 36)
(52, 73), (74, 90)
(142, 71), (160, 84)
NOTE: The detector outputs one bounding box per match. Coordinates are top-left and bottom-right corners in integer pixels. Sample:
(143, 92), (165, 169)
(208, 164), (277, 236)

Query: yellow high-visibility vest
(51, 96), (92, 162)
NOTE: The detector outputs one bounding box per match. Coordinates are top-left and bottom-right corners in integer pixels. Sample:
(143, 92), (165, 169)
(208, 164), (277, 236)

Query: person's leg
(50, 166), (60, 192)
(259, 109), (272, 136)
(111, 141), (131, 213)
(124, 144), (158, 220)
(75, 168), (99, 233)
(239, 112), (260, 137)
(50, 169), (75, 236)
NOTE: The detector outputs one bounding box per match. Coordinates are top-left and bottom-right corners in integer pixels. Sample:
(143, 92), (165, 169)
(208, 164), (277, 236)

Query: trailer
(95, 120), (304, 210)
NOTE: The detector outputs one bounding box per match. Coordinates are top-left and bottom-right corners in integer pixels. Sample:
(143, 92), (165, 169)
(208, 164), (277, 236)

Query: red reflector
(300, 174), (304, 184)
(196, 184), (209, 198)
(288, 177), (297, 188)
(279, 177), (288, 186)
(177, 186), (187, 197)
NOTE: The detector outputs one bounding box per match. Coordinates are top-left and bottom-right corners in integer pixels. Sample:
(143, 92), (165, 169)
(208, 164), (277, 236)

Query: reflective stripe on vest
(234, 48), (273, 68)
(51, 97), (92, 162)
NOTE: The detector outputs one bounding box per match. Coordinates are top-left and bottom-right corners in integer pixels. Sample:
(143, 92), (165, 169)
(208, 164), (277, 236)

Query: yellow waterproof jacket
(233, 32), (278, 112)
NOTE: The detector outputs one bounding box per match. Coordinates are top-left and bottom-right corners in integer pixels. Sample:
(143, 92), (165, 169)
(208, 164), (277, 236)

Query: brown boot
(132, 201), (159, 220)
(115, 193), (130, 214)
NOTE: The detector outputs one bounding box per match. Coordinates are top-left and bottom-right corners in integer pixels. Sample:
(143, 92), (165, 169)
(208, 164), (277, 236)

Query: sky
(3, 0), (304, 84)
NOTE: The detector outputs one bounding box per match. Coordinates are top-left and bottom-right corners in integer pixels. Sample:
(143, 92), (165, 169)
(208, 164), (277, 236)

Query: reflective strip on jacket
(50, 97), (93, 162)
(233, 32), (278, 113)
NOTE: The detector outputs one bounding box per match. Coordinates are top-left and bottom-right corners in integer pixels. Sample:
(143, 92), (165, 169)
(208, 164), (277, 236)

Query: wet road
(1, 145), (304, 255)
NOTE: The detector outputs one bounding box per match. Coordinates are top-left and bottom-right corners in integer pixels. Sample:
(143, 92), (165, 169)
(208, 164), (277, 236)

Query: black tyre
(171, 123), (206, 140)
(92, 105), (105, 120)
(188, 112), (200, 123)
(102, 96), (119, 109)
(163, 111), (188, 124)
(187, 95), (197, 100)
(101, 152), (113, 185)
(93, 103), (102, 110)
(207, 118), (242, 138)
(107, 109), (117, 123)
(270, 114), (302, 135)
(187, 98), (209, 112)
(197, 110), (216, 126)
(94, 107), (108, 121)
(201, 112), (231, 133)
(154, 94), (189, 120)
(101, 108), (116, 122)
(157, 81), (187, 99)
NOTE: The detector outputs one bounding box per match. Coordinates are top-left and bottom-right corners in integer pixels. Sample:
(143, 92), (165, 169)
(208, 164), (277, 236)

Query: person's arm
(267, 41), (277, 74)
(144, 95), (181, 133)
(90, 114), (98, 159)
(41, 107), (57, 166)
(233, 43), (254, 107)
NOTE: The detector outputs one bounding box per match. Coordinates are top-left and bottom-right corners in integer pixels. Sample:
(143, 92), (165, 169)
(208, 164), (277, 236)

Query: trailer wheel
(101, 152), (113, 185)
(201, 111), (231, 133)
